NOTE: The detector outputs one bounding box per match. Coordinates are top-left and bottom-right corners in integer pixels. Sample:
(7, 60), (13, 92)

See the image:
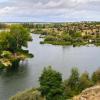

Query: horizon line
(0, 21), (100, 23)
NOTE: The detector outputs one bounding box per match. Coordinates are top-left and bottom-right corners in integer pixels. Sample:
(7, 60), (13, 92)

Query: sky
(0, 0), (100, 22)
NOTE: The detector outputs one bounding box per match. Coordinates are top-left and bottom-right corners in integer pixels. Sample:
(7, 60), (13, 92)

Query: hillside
(73, 85), (100, 100)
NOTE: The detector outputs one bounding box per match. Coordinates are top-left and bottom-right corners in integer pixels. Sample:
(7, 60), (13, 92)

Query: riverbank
(40, 40), (88, 46)
(10, 88), (45, 100)
(10, 85), (100, 100)
(34, 31), (100, 46)
(32, 22), (100, 46)
(9, 66), (100, 100)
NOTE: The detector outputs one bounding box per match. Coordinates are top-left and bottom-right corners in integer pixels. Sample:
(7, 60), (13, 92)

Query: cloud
(0, 0), (100, 22)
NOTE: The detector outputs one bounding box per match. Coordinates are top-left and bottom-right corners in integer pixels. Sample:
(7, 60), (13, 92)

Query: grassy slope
(9, 88), (45, 100)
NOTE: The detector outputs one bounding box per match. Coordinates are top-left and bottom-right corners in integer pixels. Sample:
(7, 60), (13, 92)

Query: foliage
(68, 68), (80, 92)
(92, 68), (100, 84)
(73, 32), (82, 37)
(10, 89), (45, 100)
(10, 24), (32, 51)
(39, 66), (64, 100)
(0, 24), (33, 69)
(63, 80), (75, 99)
(9, 67), (100, 100)
(79, 72), (93, 92)
(0, 31), (12, 50)
(1, 51), (12, 58)
(63, 68), (93, 99)
(31, 22), (100, 46)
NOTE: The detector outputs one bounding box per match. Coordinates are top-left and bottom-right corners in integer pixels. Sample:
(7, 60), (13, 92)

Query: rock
(73, 85), (100, 100)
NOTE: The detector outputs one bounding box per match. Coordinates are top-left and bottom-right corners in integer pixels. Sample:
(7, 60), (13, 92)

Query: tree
(0, 24), (33, 69)
(10, 24), (32, 52)
(39, 66), (64, 100)
(0, 31), (18, 52)
(79, 72), (93, 92)
(68, 68), (80, 94)
(74, 32), (82, 38)
(0, 25), (32, 52)
(63, 80), (74, 99)
(92, 68), (100, 84)
(68, 30), (76, 36)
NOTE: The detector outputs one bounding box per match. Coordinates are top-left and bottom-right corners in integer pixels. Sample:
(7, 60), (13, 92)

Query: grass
(40, 40), (89, 47)
(9, 88), (45, 100)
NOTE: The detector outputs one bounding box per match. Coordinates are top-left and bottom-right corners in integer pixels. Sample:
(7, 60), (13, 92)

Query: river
(0, 34), (100, 100)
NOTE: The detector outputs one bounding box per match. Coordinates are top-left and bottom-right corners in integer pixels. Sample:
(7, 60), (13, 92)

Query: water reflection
(0, 62), (31, 100)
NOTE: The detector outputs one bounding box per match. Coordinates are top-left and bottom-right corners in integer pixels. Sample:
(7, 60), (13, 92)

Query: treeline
(10, 66), (100, 100)
(21, 22), (100, 29)
(0, 22), (100, 29)
(39, 66), (100, 100)
(31, 22), (100, 46)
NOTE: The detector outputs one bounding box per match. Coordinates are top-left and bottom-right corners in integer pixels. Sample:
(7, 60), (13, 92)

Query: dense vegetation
(10, 89), (45, 100)
(29, 22), (100, 46)
(39, 66), (64, 100)
(0, 24), (33, 70)
(0, 22), (100, 99)
(0, 22), (100, 46)
(10, 66), (100, 100)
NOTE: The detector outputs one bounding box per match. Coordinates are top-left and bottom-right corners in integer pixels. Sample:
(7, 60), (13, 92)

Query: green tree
(0, 31), (10, 50)
(92, 68), (100, 84)
(1, 51), (12, 58)
(79, 72), (93, 92)
(63, 80), (74, 99)
(39, 66), (64, 100)
(68, 68), (80, 94)
(0, 24), (33, 69)
(10, 24), (32, 52)
(0, 25), (32, 52)
(0, 31), (19, 52)
(74, 32), (82, 37)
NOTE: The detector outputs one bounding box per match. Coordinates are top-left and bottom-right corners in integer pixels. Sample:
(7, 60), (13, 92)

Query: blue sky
(0, 0), (100, 22)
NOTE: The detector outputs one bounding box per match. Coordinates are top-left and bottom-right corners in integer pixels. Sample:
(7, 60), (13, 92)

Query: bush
(44, 35), (56, 41)
(1, 51), (12, 58)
